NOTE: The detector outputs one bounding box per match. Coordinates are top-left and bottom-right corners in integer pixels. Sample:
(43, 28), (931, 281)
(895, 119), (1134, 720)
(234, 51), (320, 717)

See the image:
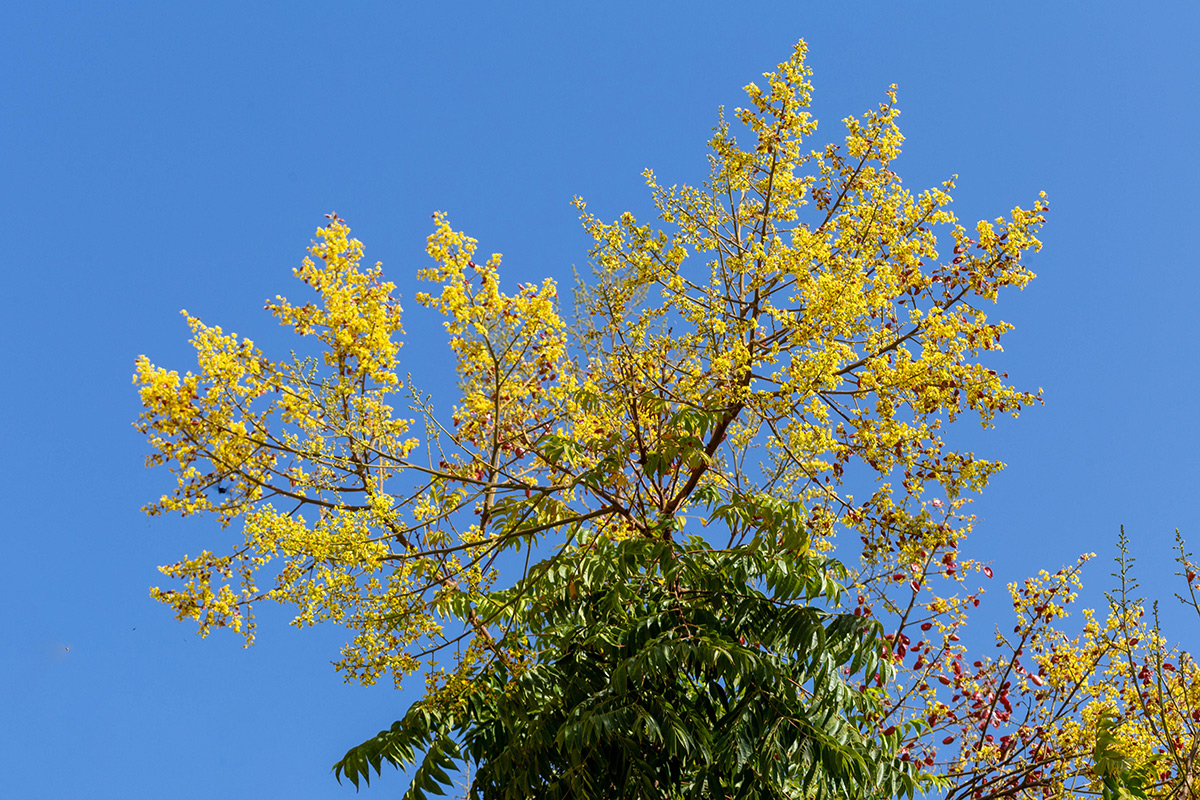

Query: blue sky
(2, 3), (1197, 797)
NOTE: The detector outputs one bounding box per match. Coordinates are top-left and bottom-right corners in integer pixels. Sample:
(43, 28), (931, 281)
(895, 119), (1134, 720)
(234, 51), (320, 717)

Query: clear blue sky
(2, 3), (1197, 797)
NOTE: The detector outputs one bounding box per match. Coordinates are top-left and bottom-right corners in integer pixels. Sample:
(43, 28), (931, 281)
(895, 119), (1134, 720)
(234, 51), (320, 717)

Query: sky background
(2, 3), (1197, 797)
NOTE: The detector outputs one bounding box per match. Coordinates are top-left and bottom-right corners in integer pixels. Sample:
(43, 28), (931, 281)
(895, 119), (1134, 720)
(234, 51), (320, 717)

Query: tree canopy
(135, 40), (1200, 800)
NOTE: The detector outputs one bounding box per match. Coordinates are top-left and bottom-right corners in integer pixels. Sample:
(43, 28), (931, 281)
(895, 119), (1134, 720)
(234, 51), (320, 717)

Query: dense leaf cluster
(336, 535), (918, 799)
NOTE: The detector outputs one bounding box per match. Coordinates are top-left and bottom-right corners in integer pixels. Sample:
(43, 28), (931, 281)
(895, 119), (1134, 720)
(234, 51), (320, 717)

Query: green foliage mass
(335, 532), (919, 799)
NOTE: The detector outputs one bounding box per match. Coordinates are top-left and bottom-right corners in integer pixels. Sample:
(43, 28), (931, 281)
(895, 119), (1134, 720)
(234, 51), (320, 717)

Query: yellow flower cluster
(136, 42), (1057, 719)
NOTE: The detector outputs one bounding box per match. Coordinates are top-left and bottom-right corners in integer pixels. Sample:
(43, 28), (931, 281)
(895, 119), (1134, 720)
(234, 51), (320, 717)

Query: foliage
(132, 39), (1200, 799)
(1094, 711), (1158, 800)
(335, 534), (918, 799)
(867, 527), (1200, 800)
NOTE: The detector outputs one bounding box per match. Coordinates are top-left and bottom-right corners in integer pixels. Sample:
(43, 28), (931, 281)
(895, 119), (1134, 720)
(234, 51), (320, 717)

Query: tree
(903, 529), (1200, 800)
(134, 40), (1052, 798)
(333, 535), (913, 800)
